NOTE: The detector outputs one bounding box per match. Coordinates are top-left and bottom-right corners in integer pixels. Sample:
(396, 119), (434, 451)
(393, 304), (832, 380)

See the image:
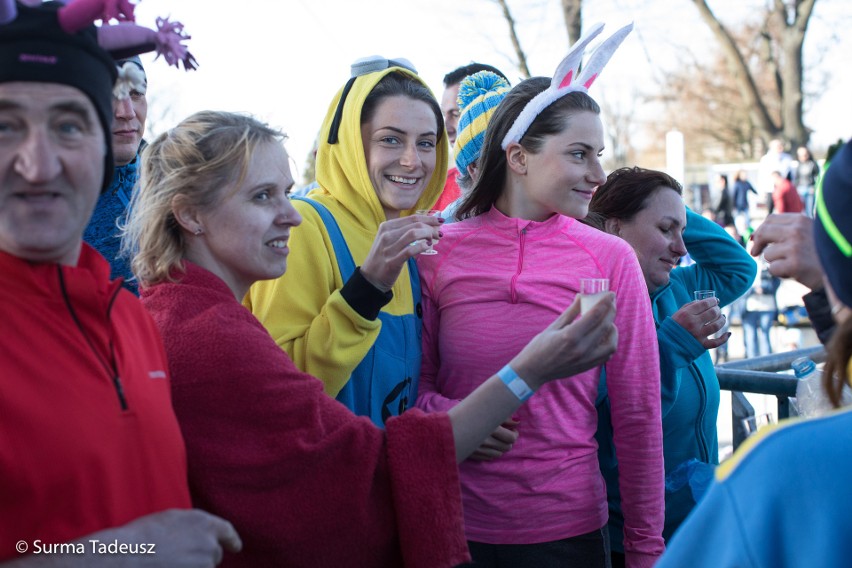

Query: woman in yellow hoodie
(246, 57), (447, 426)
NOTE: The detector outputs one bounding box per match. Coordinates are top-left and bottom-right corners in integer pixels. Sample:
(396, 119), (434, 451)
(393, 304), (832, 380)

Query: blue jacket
(733, 179), (756, 212)
(597, 208), (756, 549)
(83, 158), (138, 293)
(658, 408), (852, 568)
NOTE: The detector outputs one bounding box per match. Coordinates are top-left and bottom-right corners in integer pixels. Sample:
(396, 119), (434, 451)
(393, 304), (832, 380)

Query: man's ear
(171, 194), (203, 235)
(505, 143), (527, 176)
(604, 217), (621, 236)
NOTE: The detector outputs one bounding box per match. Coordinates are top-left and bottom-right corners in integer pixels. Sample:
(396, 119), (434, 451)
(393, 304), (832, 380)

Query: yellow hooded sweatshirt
(246, 66), (448, 397)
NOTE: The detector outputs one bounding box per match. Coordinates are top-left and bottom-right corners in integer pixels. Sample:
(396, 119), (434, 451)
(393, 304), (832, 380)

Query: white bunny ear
(501, 21), (634, 150)
(551, 22), (604, 90)
(576, 22), (634, 89)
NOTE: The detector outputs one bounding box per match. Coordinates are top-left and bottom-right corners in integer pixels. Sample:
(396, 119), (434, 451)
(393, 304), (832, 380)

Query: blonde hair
(121, 110), (285, 286)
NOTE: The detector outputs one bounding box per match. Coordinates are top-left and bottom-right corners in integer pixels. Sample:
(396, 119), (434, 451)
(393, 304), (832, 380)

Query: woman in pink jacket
(415, 24), (665, 568)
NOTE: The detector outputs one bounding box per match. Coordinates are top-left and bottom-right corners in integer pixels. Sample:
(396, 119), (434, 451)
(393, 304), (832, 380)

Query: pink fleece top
(415, 207), (665, 567)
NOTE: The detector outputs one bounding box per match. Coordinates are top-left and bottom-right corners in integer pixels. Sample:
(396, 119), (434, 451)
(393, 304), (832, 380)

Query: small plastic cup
(694, 290), (725, 339)
(416, 209), (441, 255)
(580, 278), (609, 314)
(693, 290), (716, 301)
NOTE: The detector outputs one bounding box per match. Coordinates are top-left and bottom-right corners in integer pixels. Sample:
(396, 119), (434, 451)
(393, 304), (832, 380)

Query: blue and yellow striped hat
(453, 71), (511, 175)
(814, 138), (852, 308)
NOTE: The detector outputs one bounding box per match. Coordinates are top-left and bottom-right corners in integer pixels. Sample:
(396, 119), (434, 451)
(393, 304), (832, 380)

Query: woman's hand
(672, 298), (730, 349)
(510, 293), (618, 389)
(360, 214), (443, 292)
(468, 419), (520, 462)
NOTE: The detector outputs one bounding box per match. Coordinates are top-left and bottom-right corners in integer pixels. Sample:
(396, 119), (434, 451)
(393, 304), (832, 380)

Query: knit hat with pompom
(453, 71), (510, 175)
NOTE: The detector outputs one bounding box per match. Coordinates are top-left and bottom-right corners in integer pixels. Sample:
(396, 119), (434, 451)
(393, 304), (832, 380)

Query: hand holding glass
(693, 290), (726, 340)
(580, 278), (609, 314)
(416, 209), (441, 255)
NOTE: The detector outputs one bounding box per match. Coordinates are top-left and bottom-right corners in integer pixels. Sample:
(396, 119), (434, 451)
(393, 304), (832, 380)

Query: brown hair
(586, 166), (683, 224)
(824, 317), (852, 407)
(122, 111), (284, 286)
(455, 77), (600, 220)
(361, 71), (444, 140)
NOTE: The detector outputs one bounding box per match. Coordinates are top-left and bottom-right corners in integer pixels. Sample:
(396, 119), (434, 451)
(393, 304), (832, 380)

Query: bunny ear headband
(501, 21), (633, 150)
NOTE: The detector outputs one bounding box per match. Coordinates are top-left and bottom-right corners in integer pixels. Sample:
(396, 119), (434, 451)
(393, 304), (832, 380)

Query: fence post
(731, 391), (754, 450)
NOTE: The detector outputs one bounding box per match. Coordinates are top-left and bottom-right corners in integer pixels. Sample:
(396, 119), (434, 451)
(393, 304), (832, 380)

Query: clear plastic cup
(580, 278), (609, 314)
(693, 290), (716, 301)
(415, 209), (441, 255)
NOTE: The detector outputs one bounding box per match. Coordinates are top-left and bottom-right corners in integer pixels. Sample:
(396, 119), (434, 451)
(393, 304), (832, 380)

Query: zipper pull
(112, 375), (129, 411)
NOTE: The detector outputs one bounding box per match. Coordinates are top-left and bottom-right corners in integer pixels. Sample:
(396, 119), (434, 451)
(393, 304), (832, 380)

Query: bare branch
(689, 0), (780, 140)
(492, 0), (531, 78)
(559, 0), (582, 45)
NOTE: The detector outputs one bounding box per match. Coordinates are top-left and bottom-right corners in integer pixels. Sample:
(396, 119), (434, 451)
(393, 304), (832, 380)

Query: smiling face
(615, 187), (687, 294)
(0, 82), (106, 265)
(361, 95), (438, 219)
(504, 111), (606, 221)
(185, 141), (302, 299)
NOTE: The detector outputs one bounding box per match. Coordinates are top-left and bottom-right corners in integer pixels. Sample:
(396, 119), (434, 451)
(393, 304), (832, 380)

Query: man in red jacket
(0, 2), (240, 565)
(772, 170), (804, 213)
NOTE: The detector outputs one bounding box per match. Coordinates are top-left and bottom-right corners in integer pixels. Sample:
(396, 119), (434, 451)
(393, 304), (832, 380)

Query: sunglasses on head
(327, 56), (418, 145)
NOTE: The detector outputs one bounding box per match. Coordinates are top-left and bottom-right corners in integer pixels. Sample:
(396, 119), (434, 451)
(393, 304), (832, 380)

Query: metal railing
(716, 345), (826, 449)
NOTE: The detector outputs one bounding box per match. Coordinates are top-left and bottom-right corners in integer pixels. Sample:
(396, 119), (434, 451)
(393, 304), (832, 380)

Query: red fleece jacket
(0, 246), (190, 560)
(141, 261), (468, 568)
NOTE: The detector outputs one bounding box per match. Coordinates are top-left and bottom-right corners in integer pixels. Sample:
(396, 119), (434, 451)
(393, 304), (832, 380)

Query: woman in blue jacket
(656, 138), (852, 568)
(585, 167), (756, 565)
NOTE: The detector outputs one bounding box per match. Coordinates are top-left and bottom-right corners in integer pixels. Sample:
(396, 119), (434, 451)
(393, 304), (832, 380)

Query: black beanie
(0, 2), (117, 191)
(814, 139), (852, 309)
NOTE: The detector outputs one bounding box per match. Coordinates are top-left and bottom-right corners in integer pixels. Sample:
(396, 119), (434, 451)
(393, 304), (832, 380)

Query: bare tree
(689, 0), (817, 150)
(645, 20), (780, 165)
(598, 93), (638, 170)
(491, 0), (583, 75)
(560, 0), (582, 45)
(492, 0), (531, 78)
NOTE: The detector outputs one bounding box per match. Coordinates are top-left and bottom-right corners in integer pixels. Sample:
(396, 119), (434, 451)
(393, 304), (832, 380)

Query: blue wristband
(497, 364), (534, 402)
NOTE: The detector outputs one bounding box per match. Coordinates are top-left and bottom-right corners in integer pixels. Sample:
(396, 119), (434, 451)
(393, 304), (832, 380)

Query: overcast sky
(134, 0), (850, 183)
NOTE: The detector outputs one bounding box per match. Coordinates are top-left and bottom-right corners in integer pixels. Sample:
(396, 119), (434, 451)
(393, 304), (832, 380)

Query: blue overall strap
(293, 197), (423, 427)
(292, 196), (356, 281)
(407, 256), (421, 304)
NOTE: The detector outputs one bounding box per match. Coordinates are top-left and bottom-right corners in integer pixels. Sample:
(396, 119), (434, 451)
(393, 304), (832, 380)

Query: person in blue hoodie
(656, 138), (852, 568)
(83, 56), (147, 293)
(584, 166), (756, 566)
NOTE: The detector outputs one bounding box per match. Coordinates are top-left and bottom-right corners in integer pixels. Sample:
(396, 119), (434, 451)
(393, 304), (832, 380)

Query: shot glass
(693, 290), (716, 301)
(694, 289), (726, 339)
(416, 209), (441, 255)
(579, 278), (609, 315)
